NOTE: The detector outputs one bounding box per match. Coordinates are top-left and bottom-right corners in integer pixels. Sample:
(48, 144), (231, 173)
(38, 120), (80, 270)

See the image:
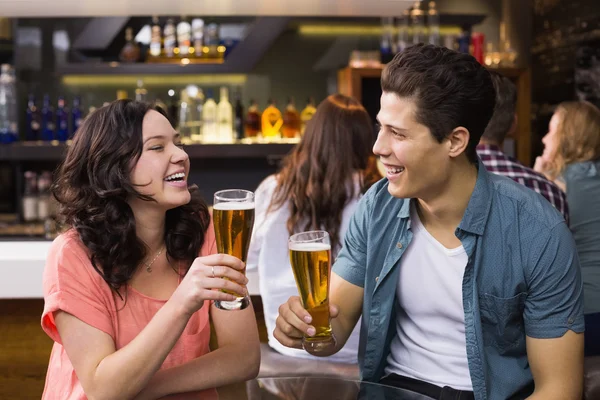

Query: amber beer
(289, 231), (336, 354)
(213, 189), (255, 310)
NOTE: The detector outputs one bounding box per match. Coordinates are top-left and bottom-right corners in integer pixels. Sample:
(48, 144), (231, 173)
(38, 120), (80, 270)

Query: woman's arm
(55, 254), (247, 400)
(134, 303), (261, 399)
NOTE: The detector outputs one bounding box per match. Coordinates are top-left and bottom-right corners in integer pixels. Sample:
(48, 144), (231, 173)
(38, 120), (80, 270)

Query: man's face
(373, 92), (453, 200)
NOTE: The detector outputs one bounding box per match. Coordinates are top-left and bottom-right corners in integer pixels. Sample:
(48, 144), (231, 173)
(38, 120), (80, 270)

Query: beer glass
(213, 189), (255, 310)
(288, 230), (336, 354)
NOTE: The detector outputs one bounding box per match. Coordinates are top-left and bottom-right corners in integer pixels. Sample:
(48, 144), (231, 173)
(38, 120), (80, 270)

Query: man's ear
(447, 126), (470, 159)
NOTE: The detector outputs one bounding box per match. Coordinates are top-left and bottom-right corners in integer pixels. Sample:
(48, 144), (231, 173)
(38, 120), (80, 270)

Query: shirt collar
(476, 143), (503, 154)
(396, 158), (493, 236)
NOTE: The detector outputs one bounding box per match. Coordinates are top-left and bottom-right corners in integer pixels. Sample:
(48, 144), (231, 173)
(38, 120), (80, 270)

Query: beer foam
(213, 201), (255, 210)
(289, 242), (331, 252)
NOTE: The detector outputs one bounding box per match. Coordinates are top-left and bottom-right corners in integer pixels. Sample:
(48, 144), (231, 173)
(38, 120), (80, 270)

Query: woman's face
(541, 112), (561, 162)
(129, 110), (191, 211)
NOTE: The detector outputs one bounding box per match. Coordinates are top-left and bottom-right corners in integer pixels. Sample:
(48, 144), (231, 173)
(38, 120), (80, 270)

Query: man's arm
(524, 222), (585, 400)
(526, 331), (584, 400)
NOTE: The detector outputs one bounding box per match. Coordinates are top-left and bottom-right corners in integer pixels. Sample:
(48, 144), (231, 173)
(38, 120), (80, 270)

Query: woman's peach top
(41, 224), (218, 400)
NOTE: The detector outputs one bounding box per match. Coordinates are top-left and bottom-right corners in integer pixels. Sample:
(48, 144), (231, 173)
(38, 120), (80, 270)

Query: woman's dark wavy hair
(53, 99), (210, 293)
(269, 94), (381, 252)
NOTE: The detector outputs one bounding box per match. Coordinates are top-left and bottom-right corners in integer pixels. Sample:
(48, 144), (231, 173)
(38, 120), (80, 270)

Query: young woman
(535, 100), (600, 356)
(42, 100), (260, 399)
(246, 94), (381, 364)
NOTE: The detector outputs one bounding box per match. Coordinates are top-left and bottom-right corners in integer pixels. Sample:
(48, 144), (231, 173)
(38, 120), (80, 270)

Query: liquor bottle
(37, 171), (52, 223)
(192, 19), (205, 56)
(135, 79), (148, 102)
(55, 96), (69, 142)
(119, 27), (141, 63)
(202, 89), (218, 143)
(397, 9), (411, 53)
(234, 94), (244, 140)
(261, 99), (283, 141)
(282, 98), (301, 139)
(41, 94), (55, 141)
(244, 100), (261, 139)
(25, 94), (41, 141)
(149, 16), (162, 57)
(163, 18), (176, 58)
(427, 1), (440, 46)
(217, 87), (233, 143)
(0, 64), (18, 144)
(300, 98), (317, 136)
(22, 171), (38, 223)
(190, 88), (204, 143)
(411, 1), (426, 45)
(179, 90), (193, 143)
(205, 23), (219, 56)
(70, 96), (82, 138)
(380, 17), (394, 63)
(177, 17), (192, 56)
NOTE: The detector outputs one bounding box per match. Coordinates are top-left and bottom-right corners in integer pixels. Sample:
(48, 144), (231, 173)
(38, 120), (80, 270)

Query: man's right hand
(273, 296), (339, 349)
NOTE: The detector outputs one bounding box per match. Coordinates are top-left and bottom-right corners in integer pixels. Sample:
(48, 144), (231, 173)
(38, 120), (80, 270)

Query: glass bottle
(119, 27), (141, 63)
(244, 100), (261, 139)
(0, 64), (18, 144)
(282, 97), (301, 139)
(135, 79), (148, 102)
(177, 17), (192, 56)
(192, 19), (205, 57)
(397, 9), (411, 53)
(217, 86), (233, 143)
(427, 1), (440, 46)
(41, 94), (55, 142)
(149, 16), (162, 57)
(300, 98), (317, 136)
(70, 96), (82, 138)
(25, 94), (41, 141)
(22, 171), (38, 223)
(55, 96), (69, 142)
(202, 89), (218, 143)
(261, 99), (283, 141)
(411, 1), (426, 45)
(163, 18), (176, 58)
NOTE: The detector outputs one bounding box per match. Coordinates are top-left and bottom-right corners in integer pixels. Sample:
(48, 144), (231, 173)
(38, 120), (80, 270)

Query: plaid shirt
(477, 144), (569, 225)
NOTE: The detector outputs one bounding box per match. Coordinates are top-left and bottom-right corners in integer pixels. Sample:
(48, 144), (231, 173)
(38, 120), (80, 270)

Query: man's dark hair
(381, 44), (496, 163)
(481, 71), (518, 145)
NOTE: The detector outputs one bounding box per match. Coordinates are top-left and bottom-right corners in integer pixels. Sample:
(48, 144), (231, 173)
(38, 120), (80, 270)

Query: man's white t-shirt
(385, 203), (473, 390)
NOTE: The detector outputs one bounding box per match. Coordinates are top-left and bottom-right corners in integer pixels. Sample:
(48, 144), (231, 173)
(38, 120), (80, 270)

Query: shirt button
(568, 317), (574, 324)
(397, 242), (403, 249)
(375, 276), (379, 282)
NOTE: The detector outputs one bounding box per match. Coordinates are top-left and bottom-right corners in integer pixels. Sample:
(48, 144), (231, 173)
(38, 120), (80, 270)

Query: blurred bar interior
(0, 0), (599, 396)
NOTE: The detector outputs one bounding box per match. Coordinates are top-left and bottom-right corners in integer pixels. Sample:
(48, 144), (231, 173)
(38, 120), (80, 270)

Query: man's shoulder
(487, 172), (564, 229)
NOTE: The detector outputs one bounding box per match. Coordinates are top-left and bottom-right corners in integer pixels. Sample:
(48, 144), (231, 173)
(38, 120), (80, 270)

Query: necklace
(144, 247), (164, 273)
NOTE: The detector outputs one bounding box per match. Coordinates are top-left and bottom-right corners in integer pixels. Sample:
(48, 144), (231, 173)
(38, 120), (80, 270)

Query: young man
(274, 44), (584, 400)
(477, 71), (569, 223)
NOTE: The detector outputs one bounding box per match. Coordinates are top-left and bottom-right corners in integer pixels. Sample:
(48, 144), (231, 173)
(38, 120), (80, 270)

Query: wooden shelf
(0, 142), (296, 162)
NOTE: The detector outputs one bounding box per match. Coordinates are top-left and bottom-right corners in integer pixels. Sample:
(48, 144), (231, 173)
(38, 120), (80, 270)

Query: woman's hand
(171, 254), (248, 317)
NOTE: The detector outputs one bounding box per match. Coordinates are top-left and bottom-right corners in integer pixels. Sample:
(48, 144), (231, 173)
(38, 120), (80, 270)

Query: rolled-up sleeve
(332, 192), (372, 288)
(524, 221), (585, 338)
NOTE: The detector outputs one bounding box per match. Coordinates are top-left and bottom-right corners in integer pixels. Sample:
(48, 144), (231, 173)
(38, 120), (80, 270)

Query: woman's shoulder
(49, 229), (92, 262)
(256, 174), (279, 194)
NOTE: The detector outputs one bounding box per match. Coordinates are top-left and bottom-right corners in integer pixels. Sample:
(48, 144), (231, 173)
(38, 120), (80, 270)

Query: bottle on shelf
(168, 90), (179, 129)
(22, 171), (38, 223)
(427, 1), (440, 46)
(205, 23), (220, 57)
(217, 86), (233, 143)
(282, 97), (301, 139)
(41, 94), (55, 141)
(71, 96), (82, 138)
(380, 17), (394, 64)
(119, 27), (141, 63)
(411, 1), (426, 45)
(397, 9), (411, 53)
(192, 18), (205, 56)
(261, 99), (283, 141)
(244, 99), (261, 139)
(25, 94), (41, 141)
(0, 64), (18, 144)
(149, 16), (162, 57)
(36, 171), (52, 223)
(178, 89), (193, 143)
(135, 79), (148, 102)
(55, 96), (69, 142)
(300, 97), (317, 136)
(177, 17), (192, 56)
(190, 88), (204, 143)
(163, 18), (177, 58)
(234, 93), (244, 140)
(202, 89), (218, 143)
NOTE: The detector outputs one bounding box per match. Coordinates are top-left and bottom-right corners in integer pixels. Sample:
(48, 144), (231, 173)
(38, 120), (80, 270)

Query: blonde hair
(545, 101), (600, 180)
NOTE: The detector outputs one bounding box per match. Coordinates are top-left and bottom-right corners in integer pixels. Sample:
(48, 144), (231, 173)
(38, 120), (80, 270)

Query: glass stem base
(214, 293), (251, 311)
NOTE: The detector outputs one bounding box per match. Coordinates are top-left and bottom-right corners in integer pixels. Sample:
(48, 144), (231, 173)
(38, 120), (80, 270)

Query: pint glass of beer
(213, 189), (255, 310)
(288, 230), (336, 354)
